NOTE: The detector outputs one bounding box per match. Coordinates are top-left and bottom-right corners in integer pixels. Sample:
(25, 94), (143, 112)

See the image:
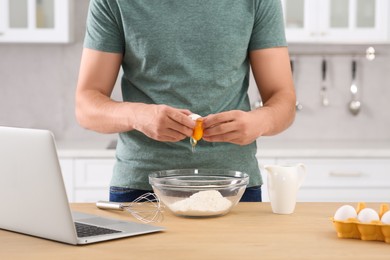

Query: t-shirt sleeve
(83, 0), (125, 53)
(248, 0), (287, 51)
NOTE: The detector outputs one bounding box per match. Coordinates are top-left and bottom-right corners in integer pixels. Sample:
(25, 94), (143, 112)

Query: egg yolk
(192, 119), (203, 141)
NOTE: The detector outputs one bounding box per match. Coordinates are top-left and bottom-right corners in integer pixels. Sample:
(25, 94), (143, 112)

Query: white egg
(357, 208), (380, 223)
(334, 205), (357, 221)
(188, 114), (201, 121)
(381, 211), (390, 224)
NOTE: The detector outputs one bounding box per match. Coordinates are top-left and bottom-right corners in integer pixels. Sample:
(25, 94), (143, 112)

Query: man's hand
(132, 104), (195, 142)
(202, 110), (263, 146)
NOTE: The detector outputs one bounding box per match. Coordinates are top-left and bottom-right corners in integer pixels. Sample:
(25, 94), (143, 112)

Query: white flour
(170, 190), (232, 216)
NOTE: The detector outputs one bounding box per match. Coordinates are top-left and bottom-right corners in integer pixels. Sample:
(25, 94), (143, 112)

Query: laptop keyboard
(75, 222), (122, 238)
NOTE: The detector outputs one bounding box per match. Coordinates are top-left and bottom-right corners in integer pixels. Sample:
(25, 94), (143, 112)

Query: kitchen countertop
(56, 139), (390, 158)
(1, 202), (390, 259)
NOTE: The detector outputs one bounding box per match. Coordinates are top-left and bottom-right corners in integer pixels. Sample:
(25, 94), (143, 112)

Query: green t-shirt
(84, 0), (287, 190)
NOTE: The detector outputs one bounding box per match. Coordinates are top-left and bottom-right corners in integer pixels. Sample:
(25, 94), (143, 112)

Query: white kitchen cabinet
(59, 158), (74, 202)
(59, 158), (115, 202)
(0, 0), (73, 43)
(73, 159), (115, 202)
(281, 0), (390, 43)
(275, 158), (390, 202)
(59, 153), (390, 203)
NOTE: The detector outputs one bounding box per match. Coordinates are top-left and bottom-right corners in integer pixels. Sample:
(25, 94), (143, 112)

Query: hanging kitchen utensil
(291, 59), (303, 111)
(320, 58), (330, 106)
(348, 60), (361, 116)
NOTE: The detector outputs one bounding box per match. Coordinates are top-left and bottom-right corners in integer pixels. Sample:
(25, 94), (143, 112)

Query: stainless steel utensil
(96, 193), (164, 223)
(348, 60), (361, 116)
(320, 58), (329, 106)
(291, 60), (303, 111)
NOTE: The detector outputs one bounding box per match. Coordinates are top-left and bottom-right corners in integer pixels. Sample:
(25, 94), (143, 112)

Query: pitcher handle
(296, 163), (307, 189)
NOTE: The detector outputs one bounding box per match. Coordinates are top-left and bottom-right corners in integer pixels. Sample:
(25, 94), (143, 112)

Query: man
(75, 0), (296, 202)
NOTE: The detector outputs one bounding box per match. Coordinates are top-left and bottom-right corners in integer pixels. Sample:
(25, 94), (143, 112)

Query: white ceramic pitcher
(264, 163), (306, 214)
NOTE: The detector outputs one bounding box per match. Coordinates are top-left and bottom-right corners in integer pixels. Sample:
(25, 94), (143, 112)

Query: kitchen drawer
(74, 159), (115, 188)
(260, 158), (390, 202)
(276, 158), (390, 188)
(298, 187), (390, 202)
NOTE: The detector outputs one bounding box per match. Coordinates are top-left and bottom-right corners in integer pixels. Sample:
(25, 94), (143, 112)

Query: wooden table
(1, 202), (390, 259)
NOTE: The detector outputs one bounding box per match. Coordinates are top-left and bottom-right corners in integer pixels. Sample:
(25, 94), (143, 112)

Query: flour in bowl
(169, 190), (232, 216)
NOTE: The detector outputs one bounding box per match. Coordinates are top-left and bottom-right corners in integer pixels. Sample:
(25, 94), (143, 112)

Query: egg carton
(331, 202), (390, 243)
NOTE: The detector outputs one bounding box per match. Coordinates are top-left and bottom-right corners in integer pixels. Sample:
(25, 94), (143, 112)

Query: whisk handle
(96, 201), (125, 211)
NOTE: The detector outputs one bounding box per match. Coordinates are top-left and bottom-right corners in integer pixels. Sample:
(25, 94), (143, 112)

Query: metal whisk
(96, 193), (164, 223)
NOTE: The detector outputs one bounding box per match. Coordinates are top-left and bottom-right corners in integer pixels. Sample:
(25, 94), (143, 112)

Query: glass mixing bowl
(148, 169), (249, 217)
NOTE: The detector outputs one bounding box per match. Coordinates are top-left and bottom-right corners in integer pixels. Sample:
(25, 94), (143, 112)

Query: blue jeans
(110, 186), (262, 202)
(240, 186), (262, 202)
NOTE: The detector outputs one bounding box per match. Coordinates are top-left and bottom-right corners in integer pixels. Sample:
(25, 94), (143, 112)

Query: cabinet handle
(328, 171), (363, 177)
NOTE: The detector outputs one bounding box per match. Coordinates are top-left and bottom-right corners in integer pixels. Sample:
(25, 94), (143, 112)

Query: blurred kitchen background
(1, 0), (390, 143)
(1, 0), (390, 203)
(1, 0), (390, 144)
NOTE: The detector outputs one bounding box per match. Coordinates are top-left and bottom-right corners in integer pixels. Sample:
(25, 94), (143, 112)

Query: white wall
(0, 0), (389, 143)
(249, 44), (390, 142)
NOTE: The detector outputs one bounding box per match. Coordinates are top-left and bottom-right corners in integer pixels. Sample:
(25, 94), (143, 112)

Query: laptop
(0, 126), (163, 245)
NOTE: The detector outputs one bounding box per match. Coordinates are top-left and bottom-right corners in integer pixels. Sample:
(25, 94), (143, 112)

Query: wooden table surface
(1, 202), (390, 260)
